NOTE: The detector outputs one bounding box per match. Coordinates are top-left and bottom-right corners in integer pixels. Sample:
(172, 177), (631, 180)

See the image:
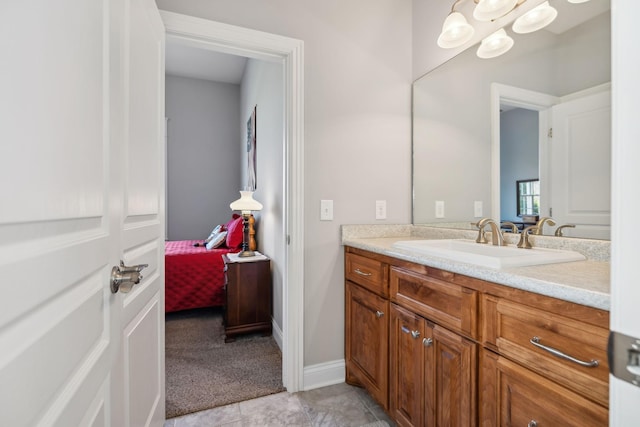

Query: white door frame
(159, 11), (305, 392)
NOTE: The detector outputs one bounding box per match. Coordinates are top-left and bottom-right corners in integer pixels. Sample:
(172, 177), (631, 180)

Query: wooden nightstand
(222, 254), (272, 343)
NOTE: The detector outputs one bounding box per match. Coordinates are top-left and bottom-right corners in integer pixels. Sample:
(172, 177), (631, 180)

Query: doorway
(161, 10), (305, 394)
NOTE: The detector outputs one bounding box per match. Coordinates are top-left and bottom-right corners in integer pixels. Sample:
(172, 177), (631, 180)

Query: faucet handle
(471, 221), (488, 244)
(500, 221), (519, 233)
(517, 226), (538, 249)
(555, 224), (576, 237)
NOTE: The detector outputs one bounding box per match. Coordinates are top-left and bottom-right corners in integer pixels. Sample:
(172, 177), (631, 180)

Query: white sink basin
(391, 239), (586, 269)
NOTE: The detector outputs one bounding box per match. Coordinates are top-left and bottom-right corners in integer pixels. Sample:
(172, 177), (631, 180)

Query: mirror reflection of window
(517, 179), (540, 217)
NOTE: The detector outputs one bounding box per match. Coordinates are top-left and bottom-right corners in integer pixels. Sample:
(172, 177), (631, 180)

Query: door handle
(110, 261), (149, 293)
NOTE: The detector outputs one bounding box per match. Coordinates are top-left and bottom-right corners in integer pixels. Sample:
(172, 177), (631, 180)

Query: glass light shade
(437, 12), (475, 48)
(512, 1), (557, 34)
(567, 0), (590, 3)
(229, 190), (263, 214)
(476, 28), (514, 59)
(473, 0), (519, 22)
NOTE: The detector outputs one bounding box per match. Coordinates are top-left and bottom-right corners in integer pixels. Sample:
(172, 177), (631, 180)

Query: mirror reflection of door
(549, 90), (611, 239)
(498, 85), (611, 239)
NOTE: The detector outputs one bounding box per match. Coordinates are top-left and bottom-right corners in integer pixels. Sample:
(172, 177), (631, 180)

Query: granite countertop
(341, 225), (610, 311)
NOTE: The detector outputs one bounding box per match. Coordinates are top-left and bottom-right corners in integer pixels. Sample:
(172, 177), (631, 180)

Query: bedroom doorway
(161, 10), (305, 400)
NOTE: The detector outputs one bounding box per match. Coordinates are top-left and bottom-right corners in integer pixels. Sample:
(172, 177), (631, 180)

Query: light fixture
(229, 190), (263, 257)
(477, 28), (514, 58)
(438, 0), (590, 59)
(438, 11), (475, 48)
(473, 0), (519, 22)
(512, 1), (557, 34)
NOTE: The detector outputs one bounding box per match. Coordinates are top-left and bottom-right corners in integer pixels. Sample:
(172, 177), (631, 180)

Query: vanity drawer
(484, 297), (609, 406)
(345, 253), (389, 297)
(389, 266), (477, 339)
(481, 350), (608, 426)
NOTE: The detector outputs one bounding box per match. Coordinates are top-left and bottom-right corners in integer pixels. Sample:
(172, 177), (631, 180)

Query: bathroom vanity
(343, 225), (610, 426)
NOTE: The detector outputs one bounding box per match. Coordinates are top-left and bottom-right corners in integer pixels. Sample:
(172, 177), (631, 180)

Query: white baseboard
(271, 319), (345, 391)
(272, 317), (283, 351)
(302, 359), (346, 391)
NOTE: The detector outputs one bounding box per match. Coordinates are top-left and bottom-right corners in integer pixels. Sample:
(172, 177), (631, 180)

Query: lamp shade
(473, 0), (518, 22)
(512, 1), (557, 34)
(437, 12), (475, 48)
(567, 0), (590, 3)
(229, 191), (263, 213)
(476, 28), (514, 59)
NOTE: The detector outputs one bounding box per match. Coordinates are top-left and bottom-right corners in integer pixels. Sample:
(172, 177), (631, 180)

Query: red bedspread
(164, 240), (238, 313)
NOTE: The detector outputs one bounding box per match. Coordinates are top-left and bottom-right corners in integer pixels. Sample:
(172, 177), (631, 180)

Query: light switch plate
(474, 201), (483, 218)
(320, 199), (333, 221)
(375, 200), (387, 220)
(435, 201), (445, 218)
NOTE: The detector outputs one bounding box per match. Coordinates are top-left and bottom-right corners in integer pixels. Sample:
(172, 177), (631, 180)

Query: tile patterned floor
(164, 382), (396, 427)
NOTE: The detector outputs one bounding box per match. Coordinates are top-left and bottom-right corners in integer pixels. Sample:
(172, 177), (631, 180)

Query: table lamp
(229, 190), (263, 257)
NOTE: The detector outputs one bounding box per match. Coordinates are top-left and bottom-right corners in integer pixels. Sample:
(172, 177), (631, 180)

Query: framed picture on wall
(247, 106), (257, 191)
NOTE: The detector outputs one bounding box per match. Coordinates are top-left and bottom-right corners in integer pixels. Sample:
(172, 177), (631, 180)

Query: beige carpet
(165, 308), (285, 419)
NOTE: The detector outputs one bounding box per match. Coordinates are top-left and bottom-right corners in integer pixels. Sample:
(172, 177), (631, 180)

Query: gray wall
(165, 75), (241, 240)
(157, 0), (413, 369)
(500, 108), (539, 222)
(239, 58), (286, 330)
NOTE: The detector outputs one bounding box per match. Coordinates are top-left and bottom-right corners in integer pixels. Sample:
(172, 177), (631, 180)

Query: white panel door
(549, 90), (611, 239)
(610, 1), (640, 425)
(111, 0), (166, 426)
(0, 0), (165, 426)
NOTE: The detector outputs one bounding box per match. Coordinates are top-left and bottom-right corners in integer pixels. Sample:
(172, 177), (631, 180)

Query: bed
(164, 215), (245, 313)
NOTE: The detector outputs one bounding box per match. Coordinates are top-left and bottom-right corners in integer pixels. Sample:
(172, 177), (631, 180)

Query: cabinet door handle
(530, 336), (599, 368)
(423, 337), (433, 347)
(528, 421), (538, 427)
(354, 268), (372, 277)
(401, 326), (420, 339)
(375, 310), (384, 318)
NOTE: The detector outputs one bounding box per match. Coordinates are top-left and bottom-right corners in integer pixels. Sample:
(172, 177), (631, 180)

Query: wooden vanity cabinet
(480, 349), (608, 426)
(344, 246), (609, 426)
(390, 303), (477, 427)
(480, 294), (610, 426)
(345, 252), (390, 409)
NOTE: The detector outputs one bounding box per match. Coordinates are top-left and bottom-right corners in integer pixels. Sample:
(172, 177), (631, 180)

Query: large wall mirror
(413, 0), (611, 240)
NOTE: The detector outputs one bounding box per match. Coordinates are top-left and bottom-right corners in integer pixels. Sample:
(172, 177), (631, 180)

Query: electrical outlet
(435, 201), (445, 218)
(320, 200), (333, 221)
(375, 200), (387, 220)
(474, 201), (483, 218)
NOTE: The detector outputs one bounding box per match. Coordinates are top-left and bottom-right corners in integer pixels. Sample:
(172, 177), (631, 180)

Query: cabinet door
(389, 304), (427, 427)
(426, 325), (477, 427)
(480, 349), (608, 427)
(345, 281), (389, 409)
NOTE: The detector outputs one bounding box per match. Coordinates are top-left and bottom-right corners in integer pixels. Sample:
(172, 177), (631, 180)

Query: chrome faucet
(534, 217), (556, 235)
(517, 225), (539, 249)
(555, 224), (576, 237)
(474, 218), (506, 246)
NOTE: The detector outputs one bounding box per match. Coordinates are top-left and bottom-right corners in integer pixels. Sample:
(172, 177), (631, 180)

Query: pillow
(206, 231), (227, 250)
(225, 215), (245, 249)
(205, 224), (225, 244)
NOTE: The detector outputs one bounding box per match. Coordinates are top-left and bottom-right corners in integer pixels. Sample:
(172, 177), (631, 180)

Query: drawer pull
(530, 336), (599, 368)
(354, 268), (372, 277)
(375, 310), (384, 318)
(528, 421), (538, 427)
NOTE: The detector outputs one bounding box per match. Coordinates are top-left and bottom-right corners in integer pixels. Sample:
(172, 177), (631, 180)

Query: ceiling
(165, 38), (248, 84)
